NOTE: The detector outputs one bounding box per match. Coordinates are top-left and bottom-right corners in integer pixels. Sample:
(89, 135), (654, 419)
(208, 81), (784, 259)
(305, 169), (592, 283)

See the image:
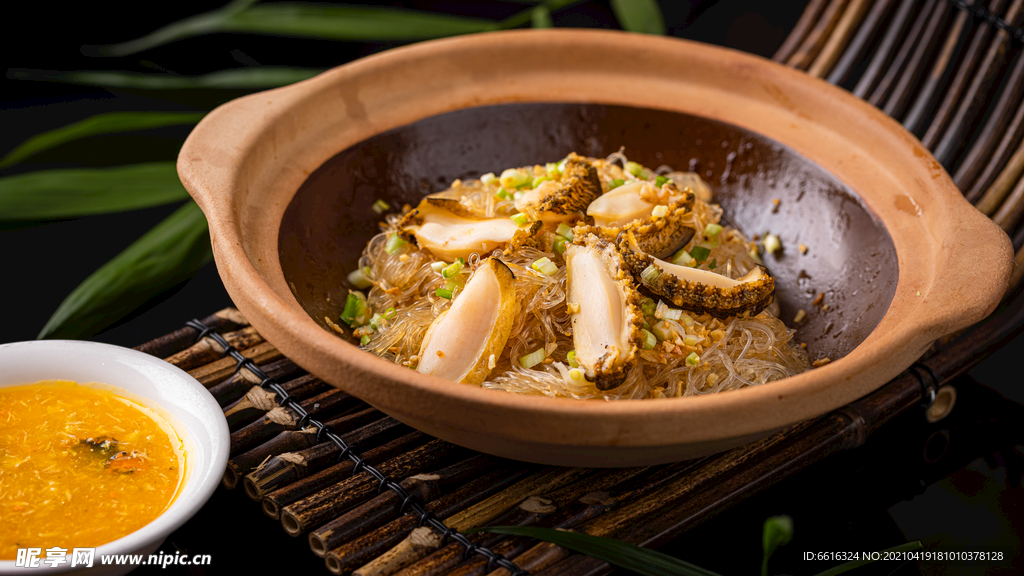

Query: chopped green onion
(371, 199), (390, 214)
(444, 278), (460, 292)
(567, 350), (579, 368)
(513, 191), (525, 201)
(655, 300), (682, 321)
(750, 247), (764, 264)
(671, 248), (695, 267)
(553, 236), (567, 256)
(651, 205), (668, 218)
(360, 335), (371, 346)
(686, 352), (701, 367)
(652, 321), (673, 342)
(569, 369), (584, 381)
(510, 213), (530, 226)
(480, 172), (496, 185)
(369, 313), (385, 331)
(385, 233), (407, 255)
(708, 258), (717, 270)
(704, 223), (723, 237)
(340, 292), (370, 327)
(519, 347), (547, 369)
(347, 268), (372, 289)
(436, 288), (454, 299)
(679, 314), (694, 327)
(545, 162), (560, 176)
(500, 168), (531, 189)
(625, 161), (643, 177)
(690, 245), (711, 263)
(532, 257), (558, 276)
(430, 261), (446, 274)
(640, 264), (661, 285)
(640, 297), (656, 316)
(556, 158), (568, 172)
(764, 233), (782, 255)
(532, 175), (550, 188)
(442, 260), (463, 278)
(641, 329), (657, 350)
(384, 307), (396, 320)
(609, 178), (625, 190)
(655, 175), (669, 187)
(683, 335), (699, 347)
(495, 187), (511, 200)
(457, 257), (466, 265)
(556, 223), (574, 240)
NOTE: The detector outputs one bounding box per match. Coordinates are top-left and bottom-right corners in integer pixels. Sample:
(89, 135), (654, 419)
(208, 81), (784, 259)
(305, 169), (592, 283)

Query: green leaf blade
(8, 68), (325, 90)
(531, 5), (554, 28)
(37, 202), (213, 340)
(610, 0), (667, 35)
(0, 163), (190, 221)
(220, 5), (498, 41)
(762, 515), (793, 576)
(469, 526), (721, 576)
(1, 112), (204, 169)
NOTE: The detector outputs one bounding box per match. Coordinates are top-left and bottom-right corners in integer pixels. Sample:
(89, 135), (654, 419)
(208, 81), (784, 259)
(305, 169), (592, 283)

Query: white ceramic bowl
(0, 341), (229, 576)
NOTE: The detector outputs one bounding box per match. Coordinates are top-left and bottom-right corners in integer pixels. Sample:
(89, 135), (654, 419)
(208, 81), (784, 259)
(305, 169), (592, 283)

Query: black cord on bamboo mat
(185, 319), (530, 576)
(945, 0), (1024, 43)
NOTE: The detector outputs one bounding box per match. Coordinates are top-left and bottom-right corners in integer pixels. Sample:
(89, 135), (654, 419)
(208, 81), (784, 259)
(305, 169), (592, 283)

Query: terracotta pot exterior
(178, 30), (1012, 466)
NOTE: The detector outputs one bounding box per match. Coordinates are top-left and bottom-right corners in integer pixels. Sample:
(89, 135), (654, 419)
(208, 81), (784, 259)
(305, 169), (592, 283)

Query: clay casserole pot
(178, 30), (1012, 466)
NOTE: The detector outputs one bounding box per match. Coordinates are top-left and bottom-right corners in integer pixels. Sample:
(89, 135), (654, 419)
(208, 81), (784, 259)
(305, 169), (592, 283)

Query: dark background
(2, 1), (1022, 574)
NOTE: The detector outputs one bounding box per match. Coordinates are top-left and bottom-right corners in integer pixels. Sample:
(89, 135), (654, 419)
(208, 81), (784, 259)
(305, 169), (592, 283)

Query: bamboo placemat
(131, 294), (1024, 576)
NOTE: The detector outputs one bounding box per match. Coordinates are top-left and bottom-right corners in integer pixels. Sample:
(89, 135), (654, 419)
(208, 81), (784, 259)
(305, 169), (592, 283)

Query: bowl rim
(177, 29), (1012, 454)
(0, 340), (229, 572)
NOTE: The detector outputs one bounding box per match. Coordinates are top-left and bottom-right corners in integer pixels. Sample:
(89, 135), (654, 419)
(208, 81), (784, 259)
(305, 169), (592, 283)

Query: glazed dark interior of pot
(279, 103), (897, 363)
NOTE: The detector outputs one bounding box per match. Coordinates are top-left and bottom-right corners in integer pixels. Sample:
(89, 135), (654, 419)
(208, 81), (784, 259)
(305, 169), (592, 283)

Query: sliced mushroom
(565, 233), (643, 390)
(417, 258), (518, 385)
(400, 198), (521, 262)
(618, 230), (774, 318)
(514, 154), (602, 223)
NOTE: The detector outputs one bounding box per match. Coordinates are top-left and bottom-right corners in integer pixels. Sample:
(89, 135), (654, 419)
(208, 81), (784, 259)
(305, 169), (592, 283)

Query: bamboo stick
(262, 432), (428, 518)
(224, 407), (386, 489)
(786, 0), (849, 70)
(353, 468), (590, 576)
(229, 389), (360, 456)
(325, 467), (540, 576)
(134, 308), (248, 359)
(825, 0), (897, 85)
(871, 0), (950, 115)
(243, 414), (409, 499)
(309, 455), (504, 557)
(280, 439), (469, 536)
(807, 0), (871, 78)
(394, 468), (651, 576)
(188, 341), (281, 387)
(850, 0), (918, 99)
(223, 373), (327, 430)
(209, 357), (306, 407)
(163, 325), (263, 371)
(772, 0), (829, 62)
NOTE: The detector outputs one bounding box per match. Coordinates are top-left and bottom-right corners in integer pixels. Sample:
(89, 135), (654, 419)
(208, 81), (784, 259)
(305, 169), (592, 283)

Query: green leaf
(38, 202), (213, 340)
(83, 0), (261, 57)
(0, 112), (204, 169)
(8, 68), (325, 90)
(531, 5), (553, 28)
(762, 515), (793, 576)
(467, 526), (721, 576)
(812, 541), (923, 576)
(610, 0), (667, 35)
(0, 163), (190, 221)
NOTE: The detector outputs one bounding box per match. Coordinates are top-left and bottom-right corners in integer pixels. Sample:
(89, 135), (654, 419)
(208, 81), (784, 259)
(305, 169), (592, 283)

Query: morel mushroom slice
(565, 233), (643, 390)
(514, 154), (602, 224)
(417, 258), (518, 385)
(399, 198), (521, 262)
(619, 230), (775, 319)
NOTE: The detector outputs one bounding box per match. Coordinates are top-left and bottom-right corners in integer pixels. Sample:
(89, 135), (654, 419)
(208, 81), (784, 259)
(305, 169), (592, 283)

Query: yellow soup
(0, 381), (185, 559)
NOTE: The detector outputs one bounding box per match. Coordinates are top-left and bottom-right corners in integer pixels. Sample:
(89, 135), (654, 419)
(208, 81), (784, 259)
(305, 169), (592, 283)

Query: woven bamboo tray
(137, 2), (1024, 574)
